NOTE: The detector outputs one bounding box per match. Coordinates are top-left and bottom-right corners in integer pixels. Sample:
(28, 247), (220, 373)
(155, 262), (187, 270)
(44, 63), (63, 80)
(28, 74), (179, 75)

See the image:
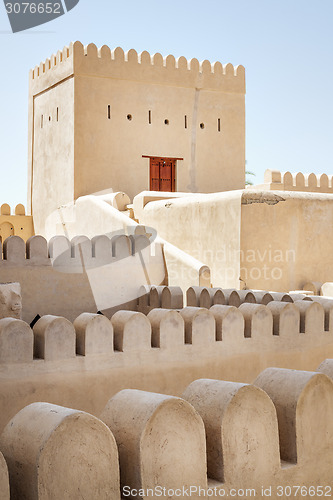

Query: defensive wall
(254, 169), (333, 193)
(41, 192), (211, 292)
(136, 188), (333, 292)
(1, 364), (333, 498)
(0, 286), (333, 438)
(0, 232), (213, 323)
(0, 234), (165, 323)
(0, 203), (34, 242)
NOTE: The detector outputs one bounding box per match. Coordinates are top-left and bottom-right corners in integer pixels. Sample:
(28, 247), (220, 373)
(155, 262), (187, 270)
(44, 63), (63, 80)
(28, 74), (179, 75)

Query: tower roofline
(29, 41), (245, 96)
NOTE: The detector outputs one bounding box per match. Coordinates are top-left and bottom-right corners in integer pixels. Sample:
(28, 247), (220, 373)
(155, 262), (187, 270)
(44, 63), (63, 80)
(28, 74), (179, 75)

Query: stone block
(179, 307), (215, 346)
(74, 312), (114, 355)
(0, 318), (33, 364)
(266, 302), (300, 337)
(0, 282), (22, 319)
(210, 305), (244, 342)
(161, 286), (183, 309)
(293, 300), (325, 334)
(148, 309), (184, 348)
(111, 311), (151, 352)
(239, 303), (273, 339)
(33, 315), (76, 361)
(182, 379), (280, 483)
(228, 290), (255, 307)
(100, 389), (207, 495)
(254, 368), (333, 463)
(0, 403), (120, 500)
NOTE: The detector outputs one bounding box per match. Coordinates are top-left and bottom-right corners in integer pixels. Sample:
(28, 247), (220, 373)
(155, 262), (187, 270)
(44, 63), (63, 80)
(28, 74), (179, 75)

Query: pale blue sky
(0, 0), (332, 208)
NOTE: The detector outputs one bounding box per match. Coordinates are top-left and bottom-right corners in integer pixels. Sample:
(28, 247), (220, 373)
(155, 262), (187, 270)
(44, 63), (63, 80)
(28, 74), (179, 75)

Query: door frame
(142, 155), (183, 192)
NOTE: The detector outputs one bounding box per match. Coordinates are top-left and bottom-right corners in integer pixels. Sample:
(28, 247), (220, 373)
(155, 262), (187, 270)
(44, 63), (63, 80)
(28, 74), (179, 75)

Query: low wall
(43, 194), (138, 240)
(43, 193), (209, 293)
(133, 191), (196, 221)
(138, 189), (333, 291)
(1, 364), (333, 498)
(0, 299), (332, 435)
(0, 234), (165, 323)
(138, 190), (242, 288)
(253, 169), (333, 193)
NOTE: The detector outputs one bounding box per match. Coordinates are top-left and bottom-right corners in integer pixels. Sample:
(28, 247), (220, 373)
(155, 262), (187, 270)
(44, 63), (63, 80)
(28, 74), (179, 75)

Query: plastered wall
(138, 190), (242, 288)
(31, 77), (75, 233)
(0, 234), (165, 323)
(240, 191), (333, 291)
(0, 284), (332, 497)
(0, 293), (332, 435)
(42, 193), (211, 291)
(255, 169), (333, 193)
(1, 364), (333, 497)
(0, 204), (34, 242)
(138, 189), (333, 292)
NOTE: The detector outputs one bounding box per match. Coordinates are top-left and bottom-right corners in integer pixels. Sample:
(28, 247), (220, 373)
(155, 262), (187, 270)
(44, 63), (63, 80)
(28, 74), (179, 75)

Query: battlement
(29, 41), (246, 95)
(0, 285), (331, 367)
(0, 293), (331, 366)
(0, 203), (26, 216)
(0, 204), (34, 243)
(0, 235), (165, 323)
(1, 365), (333, 497)
(0, 234), (158, 266)
(258, 169), (333, 194)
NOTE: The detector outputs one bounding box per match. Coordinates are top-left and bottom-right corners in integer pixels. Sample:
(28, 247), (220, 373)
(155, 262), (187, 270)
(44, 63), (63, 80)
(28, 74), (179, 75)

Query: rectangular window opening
(149, 110), (152, 124)
(56, 107), (59, 122)
(41, 115), (43, 128)
(108, 105), (111, 120)
(218, 118), (221, 132)
(185, 115), (187, 129)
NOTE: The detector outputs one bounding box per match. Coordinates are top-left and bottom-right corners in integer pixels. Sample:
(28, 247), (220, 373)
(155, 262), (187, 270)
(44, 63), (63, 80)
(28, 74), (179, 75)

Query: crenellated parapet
(29, 41), (246, 96)
(2, 366), (333, 497)
(0, 234), (166, 323)
(0, 296), (332, 365)
(1, 300), (333, 479)
(0, 204), (33, 243)
(186, 286), (312, 308)
(0, 234), (157, 267)
(0, 403), (120, 499)
(0, 203), (26, 216)
(257, 169), (333, 194)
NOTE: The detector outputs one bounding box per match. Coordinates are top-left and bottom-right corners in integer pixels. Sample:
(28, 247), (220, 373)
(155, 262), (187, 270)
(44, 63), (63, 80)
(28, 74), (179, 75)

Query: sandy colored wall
(0, 302), (332, 435)
(30, 77), (75, 234)
(44, 194), (138, 240)
(138, 190), (242, 288)
(0, 235), (165, 323)
(2, 366), (333, 498)
(0, 204), (33, 242)
(43, 194), (211, 293)
(254, 169), (333, 193)
(240, 191), (333, 292)
(74, 74), (245, 201)
(138, 190), (333, 292)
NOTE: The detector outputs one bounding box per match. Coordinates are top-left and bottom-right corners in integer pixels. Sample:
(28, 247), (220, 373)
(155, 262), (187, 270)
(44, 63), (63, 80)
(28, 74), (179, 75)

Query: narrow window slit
(108, 105), (111, 120)
(218, 118), (221, 132)
(41, 115), (43, 128)
(185, 115), (187, 129)
(149, 110), (151, 124)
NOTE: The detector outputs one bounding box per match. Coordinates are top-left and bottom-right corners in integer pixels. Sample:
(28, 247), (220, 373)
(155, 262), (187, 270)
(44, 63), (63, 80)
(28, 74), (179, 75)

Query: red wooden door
(149, 158), (176, 192)
(150, 158), (160, 191)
